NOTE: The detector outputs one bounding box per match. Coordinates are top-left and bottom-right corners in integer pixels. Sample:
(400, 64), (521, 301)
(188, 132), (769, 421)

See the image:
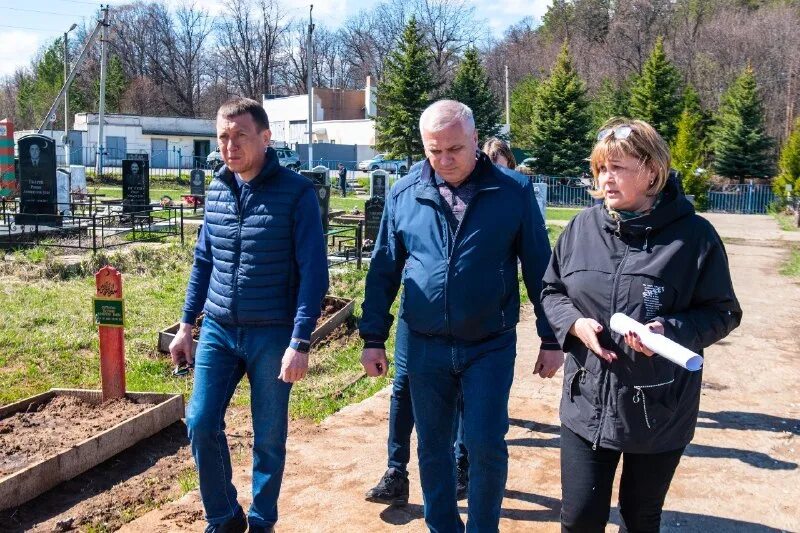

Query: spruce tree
(710, 66), (774, 181)
(672, 101), (707, 207)
(530, 43), (591, 176)
(447, 47), (502, 142)
(590, 77), (629, 130)
(629, 37), (682, 143)
(374, 17), (435, 167)
(773, 118), (800, 195)
(509, 75), (539, 151)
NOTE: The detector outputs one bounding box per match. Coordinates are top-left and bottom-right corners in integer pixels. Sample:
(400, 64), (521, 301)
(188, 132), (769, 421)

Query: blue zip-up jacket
(182, 147), (329, 341)
(360, 153), (557, 346)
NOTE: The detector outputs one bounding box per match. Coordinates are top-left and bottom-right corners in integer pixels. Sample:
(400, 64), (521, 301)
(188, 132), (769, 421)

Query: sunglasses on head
(597, 125), (633, 141)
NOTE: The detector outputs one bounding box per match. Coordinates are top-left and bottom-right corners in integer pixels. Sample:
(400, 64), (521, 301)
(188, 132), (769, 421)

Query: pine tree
(530, 43), (592, 176)
(590, 77), (629, 130)
(374, 17), (435, 167)
(629, 37), (682, 143)
(509, 75), (539, 151)
(672, 99), (707, 207)
(773, 118), (800, 195)
(710, 65), (774, 181)
(447, 47), (503, 142)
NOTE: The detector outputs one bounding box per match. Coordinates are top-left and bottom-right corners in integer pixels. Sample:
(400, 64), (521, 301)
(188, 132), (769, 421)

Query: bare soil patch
(0, 396), (150, 477)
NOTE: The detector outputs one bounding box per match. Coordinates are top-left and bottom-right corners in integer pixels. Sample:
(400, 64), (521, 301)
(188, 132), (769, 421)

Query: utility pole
(64, 23), (77, 168)
(505, 64), (511, 146)
(96, 5), (109, 177)
(307, 4), (314, 169)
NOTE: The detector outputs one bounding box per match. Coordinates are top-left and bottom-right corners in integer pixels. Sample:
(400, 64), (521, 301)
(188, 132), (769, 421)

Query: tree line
(1, 0), (799, 192)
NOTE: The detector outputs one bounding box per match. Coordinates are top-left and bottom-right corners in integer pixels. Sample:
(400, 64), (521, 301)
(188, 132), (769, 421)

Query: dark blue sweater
(182, 148), (329, 341)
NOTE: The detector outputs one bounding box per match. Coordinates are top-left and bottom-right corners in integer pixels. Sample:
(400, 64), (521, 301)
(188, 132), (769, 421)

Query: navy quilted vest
(203, 149), (313, 326)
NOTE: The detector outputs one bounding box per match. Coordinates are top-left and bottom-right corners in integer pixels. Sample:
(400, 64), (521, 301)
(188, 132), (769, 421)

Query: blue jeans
(186, 316), (293, 528)
(388, 320), (467, 472)
(406, 326), (517, 533)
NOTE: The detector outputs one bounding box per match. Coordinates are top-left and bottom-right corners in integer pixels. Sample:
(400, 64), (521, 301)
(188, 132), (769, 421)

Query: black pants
(560, 425), (684, 533)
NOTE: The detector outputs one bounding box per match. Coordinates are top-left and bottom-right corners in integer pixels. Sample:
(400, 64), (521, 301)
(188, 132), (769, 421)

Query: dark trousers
(560, 425), (684, 533)
(388, 319), (467, 472)
(339, 175), (347, 197)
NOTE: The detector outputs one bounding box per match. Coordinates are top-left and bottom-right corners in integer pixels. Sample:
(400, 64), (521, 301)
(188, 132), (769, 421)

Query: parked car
(206, 146), (302, 171)
(357, 153), (408, 174)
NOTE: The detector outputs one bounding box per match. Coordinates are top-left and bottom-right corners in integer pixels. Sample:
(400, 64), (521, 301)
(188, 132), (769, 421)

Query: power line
(0, 24), (66, 32)
(0, 6), (75, 16)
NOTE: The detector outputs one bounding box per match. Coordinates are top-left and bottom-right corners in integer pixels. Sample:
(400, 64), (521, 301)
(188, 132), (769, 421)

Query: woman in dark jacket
(542, 118), (742, 532)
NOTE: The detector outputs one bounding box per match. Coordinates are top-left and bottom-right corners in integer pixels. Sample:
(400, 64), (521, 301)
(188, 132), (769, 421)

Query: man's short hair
(419, 100), (475, 134)
(217, 97), (270, 131)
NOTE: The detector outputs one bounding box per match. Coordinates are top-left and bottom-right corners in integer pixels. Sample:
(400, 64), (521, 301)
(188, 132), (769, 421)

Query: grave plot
(158, 296), (355, 356)
(0, 389), (183, 510)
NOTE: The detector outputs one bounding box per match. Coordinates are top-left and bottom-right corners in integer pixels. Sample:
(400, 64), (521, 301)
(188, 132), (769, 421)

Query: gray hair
(419, 99), (475, 134)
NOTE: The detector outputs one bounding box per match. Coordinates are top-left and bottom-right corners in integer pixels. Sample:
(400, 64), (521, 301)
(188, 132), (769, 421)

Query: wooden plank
(0, 389), (184, 510)
(0, 390), (55, 419)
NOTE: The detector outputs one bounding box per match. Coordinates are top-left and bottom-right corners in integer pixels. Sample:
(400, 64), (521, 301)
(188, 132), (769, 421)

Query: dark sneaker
(204, 507), (247, 533)
(365, 467), (410, 506)
(247, 524), (274, 533)
(456, 460), (469, 501)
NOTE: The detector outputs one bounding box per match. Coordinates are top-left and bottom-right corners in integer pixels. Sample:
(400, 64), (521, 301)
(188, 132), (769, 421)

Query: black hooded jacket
(542, 178), (742, 453)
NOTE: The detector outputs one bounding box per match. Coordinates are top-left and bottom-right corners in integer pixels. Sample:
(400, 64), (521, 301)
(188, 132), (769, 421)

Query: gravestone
(56, 169), (70, 215)
(125, 152), (149, 162)
(364, 196), (385, 245)
(531, 182), (548, 225)
(70, 165), (87, 194)
(315, 184), (331, 233)
(301, 166), (330, 186)
(16, 134), (58, 225)
(122, 156), (150, 213)
(189, 169), (205, 195)
(370, 169), (387, 199)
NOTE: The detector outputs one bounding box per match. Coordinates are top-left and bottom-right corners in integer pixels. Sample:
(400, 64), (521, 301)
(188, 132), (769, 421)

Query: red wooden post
(95, 265), (126, 400)
(0, 119), (15, 198)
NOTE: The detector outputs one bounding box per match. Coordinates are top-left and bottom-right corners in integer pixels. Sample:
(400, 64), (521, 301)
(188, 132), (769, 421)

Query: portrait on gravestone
(16, 135), (58, 224)
(190, 169), (205, 195)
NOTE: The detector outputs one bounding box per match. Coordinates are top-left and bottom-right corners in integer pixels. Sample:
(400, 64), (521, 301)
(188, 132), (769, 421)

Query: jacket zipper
(592, 243), (631, 450)
(224, 179), (245, 325)
(444, 190), (485, 336)
(499, 266), (507, 328)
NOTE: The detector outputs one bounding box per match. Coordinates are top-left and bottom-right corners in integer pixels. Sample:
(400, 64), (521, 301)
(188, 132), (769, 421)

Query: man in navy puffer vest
(170, 98), (328, 533)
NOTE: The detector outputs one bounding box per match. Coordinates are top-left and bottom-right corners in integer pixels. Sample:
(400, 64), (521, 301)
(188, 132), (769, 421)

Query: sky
(0, 0), (551, 78)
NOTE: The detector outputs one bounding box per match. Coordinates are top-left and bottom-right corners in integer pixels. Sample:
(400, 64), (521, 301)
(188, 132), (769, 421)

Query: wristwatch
(289, 338), (311, 353)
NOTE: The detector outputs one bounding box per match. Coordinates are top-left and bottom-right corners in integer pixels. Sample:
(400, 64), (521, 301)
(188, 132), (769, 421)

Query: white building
(15, 113), (217, 168)
(263, 77), (378, 161)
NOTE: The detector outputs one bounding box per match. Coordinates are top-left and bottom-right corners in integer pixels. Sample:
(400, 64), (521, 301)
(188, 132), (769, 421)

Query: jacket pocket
(629, 378), (677, 430)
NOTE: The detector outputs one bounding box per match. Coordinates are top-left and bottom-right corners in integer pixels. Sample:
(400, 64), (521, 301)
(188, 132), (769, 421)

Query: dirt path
(117, 215), (799, 533)
(3, 215), (798, 532)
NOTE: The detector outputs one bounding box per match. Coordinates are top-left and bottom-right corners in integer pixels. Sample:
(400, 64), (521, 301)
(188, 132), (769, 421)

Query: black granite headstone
(190, 169), (206, 195)
(16, 134), (58, 225)
(122, 157), (150, 213)
(315, 184), (331, 233)
(301, 167), (329, 186)
(126, 152), (149, 162)
(364, 196), (385, 244)
(370, 170), (387, 199)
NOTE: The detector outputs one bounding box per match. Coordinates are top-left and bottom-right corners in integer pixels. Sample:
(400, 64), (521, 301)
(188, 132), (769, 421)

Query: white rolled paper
(609, 313), (704, 372)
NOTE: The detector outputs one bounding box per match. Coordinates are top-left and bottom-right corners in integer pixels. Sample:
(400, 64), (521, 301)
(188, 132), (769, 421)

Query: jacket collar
(414, 152), (500, 201)
(216, 147), (281, 190)
(602, 174), (695, 237)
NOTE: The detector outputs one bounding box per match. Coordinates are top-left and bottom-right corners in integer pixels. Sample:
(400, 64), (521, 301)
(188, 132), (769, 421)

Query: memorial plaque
(122, 157), (150, 213)
(190, 169), (206, 195)
(16, 134), (58, 225)
(364, 196), (385, 244)
(315, 184), (331, 233)
(531, 181), (548, 224)
(370, 170), (387, 199)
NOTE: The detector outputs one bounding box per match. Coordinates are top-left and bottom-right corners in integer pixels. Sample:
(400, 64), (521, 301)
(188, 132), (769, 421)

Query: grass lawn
(780, 247), (800, 277)
(771, 211), (799, 232)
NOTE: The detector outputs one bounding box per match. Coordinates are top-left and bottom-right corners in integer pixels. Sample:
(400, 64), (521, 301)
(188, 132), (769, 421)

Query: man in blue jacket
(360, 100), (563, 532)
(170, 97), (328, 533)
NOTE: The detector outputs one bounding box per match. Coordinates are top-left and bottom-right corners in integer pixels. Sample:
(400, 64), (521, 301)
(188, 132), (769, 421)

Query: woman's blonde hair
(589, 118), (671, 199)
(482, 138), (516, 169)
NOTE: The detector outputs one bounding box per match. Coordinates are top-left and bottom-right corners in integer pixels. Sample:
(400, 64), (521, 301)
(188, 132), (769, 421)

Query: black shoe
(365, 467), (409, 506)
(456, 460), (469, 501)
(204, 508), (247, 533)
(247, 523), (274, 533)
